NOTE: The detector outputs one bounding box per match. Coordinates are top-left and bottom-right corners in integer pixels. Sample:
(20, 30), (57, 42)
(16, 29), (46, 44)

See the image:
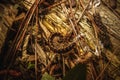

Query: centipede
(48, 32), (76, 54)
(93, 13), (112, 49)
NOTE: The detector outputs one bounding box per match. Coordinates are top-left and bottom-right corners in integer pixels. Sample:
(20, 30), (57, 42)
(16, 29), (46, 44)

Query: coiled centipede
(48, 32), (76, 54)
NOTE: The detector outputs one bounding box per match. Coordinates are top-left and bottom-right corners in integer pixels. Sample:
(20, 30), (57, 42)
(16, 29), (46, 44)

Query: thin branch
(4, 0), (44, 69)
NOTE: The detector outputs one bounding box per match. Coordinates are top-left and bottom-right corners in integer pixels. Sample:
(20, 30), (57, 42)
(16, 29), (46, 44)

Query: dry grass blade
(34, 43), (46, 66)
(22, 34), (30, 60)
(77, 0), (91, 23)
(39, 20), (51, 38)
(35, 0), (39, 79)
